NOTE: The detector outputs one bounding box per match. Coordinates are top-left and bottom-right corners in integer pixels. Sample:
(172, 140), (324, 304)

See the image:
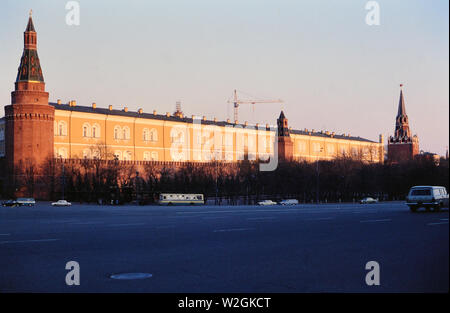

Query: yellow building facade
(47, 100), (384, 164)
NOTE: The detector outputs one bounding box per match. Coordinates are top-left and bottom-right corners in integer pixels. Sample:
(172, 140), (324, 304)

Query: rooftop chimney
(138, 108), (143, 114)
(57, 99), (61, 105)
(108, 105), (113, 111)
(92, 102), (96, 109)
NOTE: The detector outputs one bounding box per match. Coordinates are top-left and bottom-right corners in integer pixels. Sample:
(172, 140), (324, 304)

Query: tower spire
(16, 12), (43, 83)
(397, 84), (406, 117)
(393, 84), (411, 141)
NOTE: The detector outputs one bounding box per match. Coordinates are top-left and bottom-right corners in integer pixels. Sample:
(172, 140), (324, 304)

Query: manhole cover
(110, 273), (153, 280)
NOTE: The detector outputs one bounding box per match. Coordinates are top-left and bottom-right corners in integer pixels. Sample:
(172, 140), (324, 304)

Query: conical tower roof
(16, 12), (44, 83)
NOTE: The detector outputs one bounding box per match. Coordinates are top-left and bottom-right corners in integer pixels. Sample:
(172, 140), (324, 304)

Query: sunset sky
(0, 0), (448, 155)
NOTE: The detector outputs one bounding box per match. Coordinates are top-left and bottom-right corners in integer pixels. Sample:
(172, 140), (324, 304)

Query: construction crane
(227, 89), (284, 122)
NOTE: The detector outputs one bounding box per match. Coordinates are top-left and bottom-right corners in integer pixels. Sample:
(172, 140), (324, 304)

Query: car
(16, 198), (35, 206)
(279, 199), (299, 205)
(257, 200), (277, 206)
(1, 200), (19, 207)
(406, 186), (449, 212)
(52, 200), (72, 206)
(360, 197), (378, 204)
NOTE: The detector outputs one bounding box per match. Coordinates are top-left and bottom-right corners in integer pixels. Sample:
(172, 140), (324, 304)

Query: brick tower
(387, 84), (419, 163)
(4, 12), (54, 196)
(277, 111), (293, 162)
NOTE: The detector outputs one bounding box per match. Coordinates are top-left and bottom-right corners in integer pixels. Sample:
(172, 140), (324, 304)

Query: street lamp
(60, 156), (65, 200)
(316, 146), (323, 205)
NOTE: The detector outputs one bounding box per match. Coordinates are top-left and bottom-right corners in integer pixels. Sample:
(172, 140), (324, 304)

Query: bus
(158, 194), (204, 206)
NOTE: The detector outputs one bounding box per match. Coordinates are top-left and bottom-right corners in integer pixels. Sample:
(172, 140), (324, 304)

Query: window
(151, 151), (158, 161)
(92, 123), (100, 138)
(171, 129), (185, 143)
(123, 151), (132, 161)
(351, 147), (358, 157)
(0, 128), (4, 141)
(123, 127), (130, 140)
(114, 126), (122, 140)
(411, 189), (431, 196)
(92, 149), (100, 159)
(150, 128), (157, 142)
(313, 143), (322, 153)
(340, 146), (348, 156)
(143, 128), (150, 141)
(143, 151), (150, 161)
(298, 141), (306, 153)
(82, 148), (91, 159)
(327, 144), (335, 155)
(362, 147), (370, 157)
(82, 123), (91, 138)
(113, 151), (122, 160)
(57, 121), (67, 136)
(57, 148), (67, 158)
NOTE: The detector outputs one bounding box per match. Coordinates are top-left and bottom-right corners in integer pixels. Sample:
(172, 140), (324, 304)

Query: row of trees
(5, 155), (448, 204)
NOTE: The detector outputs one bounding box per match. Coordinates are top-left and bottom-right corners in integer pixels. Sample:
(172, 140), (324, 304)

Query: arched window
(114, 126), (122, 140)
(82, 123), (91, 138)
(114, 150), (122, 160)
(123, 126), (130, 140)
(123, 151), (132, 161)
(151, 151), (158, 161)
(92, 123), (100, 138)
(92, 149), (100, 159)
(150, 128), (158, 142)
(82, 148), (91, 159)
(143, 128), (150, 141)
(57, 121), (67, 136)
(57, 148), (67, 159)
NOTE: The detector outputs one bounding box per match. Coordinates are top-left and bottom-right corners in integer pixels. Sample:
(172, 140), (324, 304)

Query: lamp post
(60, 156), (65, 200)
(316, 146), (323, 205)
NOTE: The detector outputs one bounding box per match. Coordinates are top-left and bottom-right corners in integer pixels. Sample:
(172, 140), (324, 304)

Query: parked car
(2, 200), (19, 207)
(360, 197), (378, 204)
(406, 186), (449, 212)
(257, 200), (277, 206)
(279, 199), (299, 205)
(16, 198), (35, 206)
(52, 200), (72, 206)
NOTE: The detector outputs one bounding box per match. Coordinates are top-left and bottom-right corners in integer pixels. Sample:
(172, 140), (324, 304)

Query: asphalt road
(0, 201), (448, 292)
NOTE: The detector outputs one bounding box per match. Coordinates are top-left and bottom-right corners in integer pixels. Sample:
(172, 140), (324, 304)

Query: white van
(406, 186), (449, 212)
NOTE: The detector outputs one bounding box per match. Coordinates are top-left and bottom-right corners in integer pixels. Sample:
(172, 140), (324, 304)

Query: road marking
(246, 217), (276, 221)
(202, 216), (227, 220)
(360, 219), (392, 223)
(305, 217), (335, 221)
(440, 218), (449, 221)
(0, 239), (60, 244)
(427, 222), (449, 226)
(107, 223), (146, 227)
(213, 228), (254, 233)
